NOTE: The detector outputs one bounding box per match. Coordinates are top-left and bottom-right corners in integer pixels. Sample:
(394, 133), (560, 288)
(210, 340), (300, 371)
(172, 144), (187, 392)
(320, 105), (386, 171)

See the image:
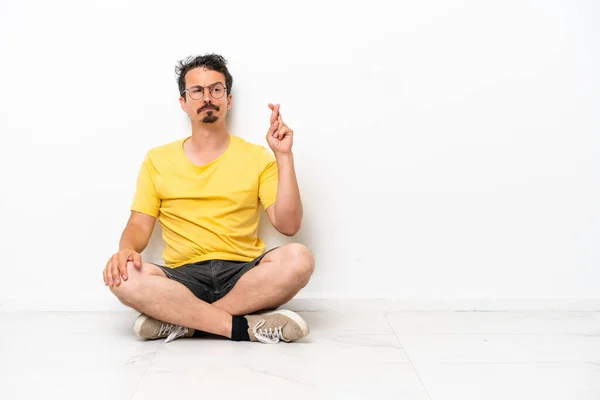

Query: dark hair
(175, 53), (233, 99)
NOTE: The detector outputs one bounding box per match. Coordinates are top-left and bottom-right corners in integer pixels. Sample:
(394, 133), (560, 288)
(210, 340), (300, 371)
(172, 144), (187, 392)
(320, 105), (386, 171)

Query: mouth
(198, 107), (218, 114)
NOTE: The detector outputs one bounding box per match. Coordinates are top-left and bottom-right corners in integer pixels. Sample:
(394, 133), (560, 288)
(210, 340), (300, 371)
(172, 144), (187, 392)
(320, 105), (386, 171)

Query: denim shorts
(153, 248), (276, 303)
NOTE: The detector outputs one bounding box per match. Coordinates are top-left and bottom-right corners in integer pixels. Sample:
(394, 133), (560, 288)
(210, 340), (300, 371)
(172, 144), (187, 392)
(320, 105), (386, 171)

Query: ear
(227, 93), (232, 111)
(179, 95), (187, 112)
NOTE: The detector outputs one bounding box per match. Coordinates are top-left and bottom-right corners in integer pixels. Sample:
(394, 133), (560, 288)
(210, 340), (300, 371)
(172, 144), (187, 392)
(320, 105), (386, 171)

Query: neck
(188, 119), (229, 151)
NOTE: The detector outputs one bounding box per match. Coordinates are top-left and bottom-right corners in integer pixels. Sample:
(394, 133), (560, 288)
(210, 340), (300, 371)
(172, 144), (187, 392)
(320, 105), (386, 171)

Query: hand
(103, 248), (142, 287)
(266, 103), (294, 156)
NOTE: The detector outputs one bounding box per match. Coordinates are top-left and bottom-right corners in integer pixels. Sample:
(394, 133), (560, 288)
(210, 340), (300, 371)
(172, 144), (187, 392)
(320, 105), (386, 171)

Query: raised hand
(266, 103), (294, 156)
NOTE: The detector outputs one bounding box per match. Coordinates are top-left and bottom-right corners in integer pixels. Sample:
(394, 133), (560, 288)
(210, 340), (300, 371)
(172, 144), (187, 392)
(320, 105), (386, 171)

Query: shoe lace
(159, 323), (189, 343)
(252, 319), (286, 344)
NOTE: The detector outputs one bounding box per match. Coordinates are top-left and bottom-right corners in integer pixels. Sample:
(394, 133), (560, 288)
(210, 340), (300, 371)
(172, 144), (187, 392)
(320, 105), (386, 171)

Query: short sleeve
(258, 147), (278, 210)
(130, 154), (161, 218)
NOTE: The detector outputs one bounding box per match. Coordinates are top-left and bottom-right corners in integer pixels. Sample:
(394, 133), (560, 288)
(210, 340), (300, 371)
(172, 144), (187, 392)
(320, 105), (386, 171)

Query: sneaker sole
(261, 309), (310, 337)
(133, 314), (150, 339)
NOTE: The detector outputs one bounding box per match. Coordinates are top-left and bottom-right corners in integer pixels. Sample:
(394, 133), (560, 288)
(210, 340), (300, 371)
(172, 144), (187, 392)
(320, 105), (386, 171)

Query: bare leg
(110, 262), (232, 337)
(212, 243), (315, 316)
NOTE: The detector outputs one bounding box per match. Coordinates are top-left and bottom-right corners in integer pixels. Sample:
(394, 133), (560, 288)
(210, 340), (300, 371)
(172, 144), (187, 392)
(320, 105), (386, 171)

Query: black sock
(192, 330), (206, 338)
(230, 316), (250, 341)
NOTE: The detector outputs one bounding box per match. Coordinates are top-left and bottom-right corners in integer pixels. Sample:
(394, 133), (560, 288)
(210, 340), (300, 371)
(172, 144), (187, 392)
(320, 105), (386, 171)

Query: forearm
(273, 153), (303, 234)
(119, 223), (151, 253)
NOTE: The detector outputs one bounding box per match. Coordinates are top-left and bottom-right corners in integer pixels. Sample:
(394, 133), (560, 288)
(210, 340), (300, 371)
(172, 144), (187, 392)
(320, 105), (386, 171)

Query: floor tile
(395, 333), (600, 364)
(133, 364), (430, 400)
(3, 310), (600, 400)
(386, 312), (600, 364)
(149, 332), (410, 370)
(413, 362), (600, 400)
(0, 312), (159, 370)
(0, 365), (147, 400)
(297, 311), (395, 334)
(385, 311), (600, 335)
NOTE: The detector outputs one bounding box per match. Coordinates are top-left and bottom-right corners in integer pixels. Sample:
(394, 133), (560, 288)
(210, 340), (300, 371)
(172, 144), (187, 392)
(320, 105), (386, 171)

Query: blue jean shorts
(153, 248), (276, 304)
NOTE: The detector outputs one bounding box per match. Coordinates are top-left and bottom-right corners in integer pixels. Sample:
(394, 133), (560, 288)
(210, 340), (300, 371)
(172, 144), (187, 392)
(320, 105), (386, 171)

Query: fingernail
(109, 281), (113, 286)
(122, 275), (128, 280)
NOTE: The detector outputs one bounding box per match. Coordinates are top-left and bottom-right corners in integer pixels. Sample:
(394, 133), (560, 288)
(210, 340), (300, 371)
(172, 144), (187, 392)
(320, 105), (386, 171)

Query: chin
(202, 116), (219, 123)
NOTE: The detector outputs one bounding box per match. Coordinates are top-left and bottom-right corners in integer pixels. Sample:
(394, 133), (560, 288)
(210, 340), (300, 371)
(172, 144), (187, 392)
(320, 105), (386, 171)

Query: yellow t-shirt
(131, 135), (278, 268)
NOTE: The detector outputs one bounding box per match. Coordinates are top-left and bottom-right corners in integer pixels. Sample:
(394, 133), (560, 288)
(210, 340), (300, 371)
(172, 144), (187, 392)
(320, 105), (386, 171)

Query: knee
(284, 243), (314, 287)
(109, 262), (144, 305)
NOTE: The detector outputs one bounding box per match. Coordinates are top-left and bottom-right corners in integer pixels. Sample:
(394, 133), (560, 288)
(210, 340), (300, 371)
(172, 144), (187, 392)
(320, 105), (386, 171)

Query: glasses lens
(186, 84), (226, 100)
(188, 87), (204, 100)
(210, 84), (225, 99)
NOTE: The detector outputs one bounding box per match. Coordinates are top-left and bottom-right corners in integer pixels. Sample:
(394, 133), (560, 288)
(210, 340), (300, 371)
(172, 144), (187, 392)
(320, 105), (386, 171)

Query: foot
(133, 313), (195, 343)
(245, 309), (309, 343)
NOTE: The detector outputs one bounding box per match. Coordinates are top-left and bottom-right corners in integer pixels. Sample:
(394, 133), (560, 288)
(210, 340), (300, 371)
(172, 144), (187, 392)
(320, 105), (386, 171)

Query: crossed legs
(109, 243), (314, 338)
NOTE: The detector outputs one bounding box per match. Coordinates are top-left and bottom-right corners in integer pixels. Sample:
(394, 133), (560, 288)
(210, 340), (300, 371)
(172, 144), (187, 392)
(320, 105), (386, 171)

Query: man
(103, 54), (314, 344)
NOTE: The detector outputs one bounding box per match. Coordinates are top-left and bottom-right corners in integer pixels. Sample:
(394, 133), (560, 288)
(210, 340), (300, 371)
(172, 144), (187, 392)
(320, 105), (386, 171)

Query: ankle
(230, 315), (250, 341)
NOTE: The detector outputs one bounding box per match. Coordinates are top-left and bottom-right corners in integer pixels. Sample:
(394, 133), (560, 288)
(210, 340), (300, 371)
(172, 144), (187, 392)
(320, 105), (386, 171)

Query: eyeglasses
(182, 83), (227, 100)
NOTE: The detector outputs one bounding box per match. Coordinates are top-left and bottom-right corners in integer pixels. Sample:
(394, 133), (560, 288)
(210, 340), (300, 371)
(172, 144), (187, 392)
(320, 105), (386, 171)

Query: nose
(201, 88), (212, 103)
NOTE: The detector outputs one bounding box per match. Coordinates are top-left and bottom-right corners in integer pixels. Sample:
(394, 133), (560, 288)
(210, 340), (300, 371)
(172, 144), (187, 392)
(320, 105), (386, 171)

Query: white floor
(1, 310), (600, 400)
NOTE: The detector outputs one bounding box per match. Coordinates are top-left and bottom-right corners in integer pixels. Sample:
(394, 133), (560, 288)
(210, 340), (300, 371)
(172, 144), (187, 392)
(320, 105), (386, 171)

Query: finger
(118, 253), (129, 282)
(124, 253), (135, 275)
(133, 252), (142, 268)
(280, 123), (292, 139)
(113, 254), (126, 286)
(275, 104), (281, 125)
(269, 104), (278, 124)
(119, 253), (129, 280)
(120, 261), (130, 283)
(269, 103), (280, 113)
(107, 257), (116, 286)
(110, 267), (118, 287)
(272, 115), (282, 138)
(267, 119), (278, 137)
(279, 127), (291, 141)
(120, 264), (128, 281)
(106, 256), (117, 287)
(274, 115), (284, 139)
(103, 262), (109, 286)
(112, 260), (122, 287)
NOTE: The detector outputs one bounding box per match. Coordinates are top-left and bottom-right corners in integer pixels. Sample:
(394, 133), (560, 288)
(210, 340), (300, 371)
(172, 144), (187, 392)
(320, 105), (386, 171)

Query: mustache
(197, 104), (219, 114)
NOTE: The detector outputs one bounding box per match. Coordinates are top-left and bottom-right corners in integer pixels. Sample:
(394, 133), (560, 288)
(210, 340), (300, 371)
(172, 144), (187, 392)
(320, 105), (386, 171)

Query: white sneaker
(133, 314), (195, 343)
(245, 310), (309, 343)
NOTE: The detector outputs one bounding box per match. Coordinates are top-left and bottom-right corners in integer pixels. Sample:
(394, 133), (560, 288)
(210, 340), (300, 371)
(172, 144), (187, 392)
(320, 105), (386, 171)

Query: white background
(0, 0), (598, 311)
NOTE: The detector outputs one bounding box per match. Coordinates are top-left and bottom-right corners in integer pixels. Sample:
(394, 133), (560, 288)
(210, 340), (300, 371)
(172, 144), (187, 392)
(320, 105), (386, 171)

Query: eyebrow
(188, 82), (225, 89)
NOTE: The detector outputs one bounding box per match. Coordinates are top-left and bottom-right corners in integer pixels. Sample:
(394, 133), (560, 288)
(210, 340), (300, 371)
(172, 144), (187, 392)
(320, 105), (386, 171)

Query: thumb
(133, 253), (143, 268)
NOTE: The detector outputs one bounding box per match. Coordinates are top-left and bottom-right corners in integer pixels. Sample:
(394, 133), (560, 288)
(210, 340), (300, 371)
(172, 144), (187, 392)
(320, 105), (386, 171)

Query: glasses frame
(181, 82), (228, 100)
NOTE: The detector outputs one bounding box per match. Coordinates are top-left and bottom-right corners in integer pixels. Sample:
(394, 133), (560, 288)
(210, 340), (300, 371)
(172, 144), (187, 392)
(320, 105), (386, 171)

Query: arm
(104, 211), (156, 287)
(105, 153), (160, 287)
(119, 211), (157, 253)
(266, 153), (303, 236)
(264, 103), (303, 236)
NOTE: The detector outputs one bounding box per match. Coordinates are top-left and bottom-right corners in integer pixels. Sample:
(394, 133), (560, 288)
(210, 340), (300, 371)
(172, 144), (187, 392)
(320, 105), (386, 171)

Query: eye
(212, 86), (223, 94)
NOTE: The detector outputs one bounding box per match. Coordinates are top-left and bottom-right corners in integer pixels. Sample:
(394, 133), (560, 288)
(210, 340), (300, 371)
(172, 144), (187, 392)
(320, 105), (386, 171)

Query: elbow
(278, 221), (302, 237)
